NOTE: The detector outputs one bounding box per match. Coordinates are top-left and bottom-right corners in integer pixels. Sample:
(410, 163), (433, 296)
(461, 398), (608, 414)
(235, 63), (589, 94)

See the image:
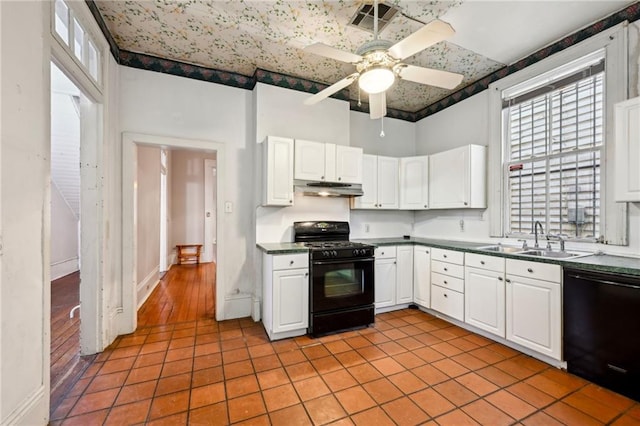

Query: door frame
(121, 133), (226, 332)
(203, 158), (217, 263)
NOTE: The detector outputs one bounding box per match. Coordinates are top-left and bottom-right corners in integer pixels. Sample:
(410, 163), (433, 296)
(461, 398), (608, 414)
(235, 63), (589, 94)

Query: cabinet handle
(425, 250), (429, 254)
(444, 267), (448, 272)
(424, 204), (427, 208)
(527, 268), (533, 273)
(498, 276), (503, 281)
(444, 293), (448, 298)
(381, 252), (384, 256)
(443, 254), (448, 258)
(321, 175), (325, 180)
(305, 272), (309, 277)
(394, 261), (397, 265)
(290, 260), (294, 265)
(480, 260), (485, 265)
(505, 278), (511, 283)
(338, 177), (342, 181)
(464, 202), (468, 206)
(443, 280), (448, 285)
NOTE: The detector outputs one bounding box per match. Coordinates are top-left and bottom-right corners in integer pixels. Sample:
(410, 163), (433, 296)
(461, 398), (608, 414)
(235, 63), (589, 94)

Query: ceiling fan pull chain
(358, 86), (362, 107)
(380, 117), (385, 138)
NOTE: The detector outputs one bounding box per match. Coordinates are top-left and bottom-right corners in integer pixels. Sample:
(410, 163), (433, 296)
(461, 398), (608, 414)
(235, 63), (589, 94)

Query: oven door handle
(311, 257), (374, 266)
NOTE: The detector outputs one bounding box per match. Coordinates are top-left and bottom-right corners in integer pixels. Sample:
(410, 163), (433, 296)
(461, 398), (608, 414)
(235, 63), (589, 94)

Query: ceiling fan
(303, 1), (464, 119)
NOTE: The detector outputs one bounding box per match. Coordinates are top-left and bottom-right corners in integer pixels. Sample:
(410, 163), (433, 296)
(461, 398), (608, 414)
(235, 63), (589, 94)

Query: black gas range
(294, 221), (375, 337)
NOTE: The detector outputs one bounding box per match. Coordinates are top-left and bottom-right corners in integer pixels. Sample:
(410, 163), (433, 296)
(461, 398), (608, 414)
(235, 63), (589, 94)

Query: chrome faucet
(547, 234), (566, 252)
(534, 221), (544, 248)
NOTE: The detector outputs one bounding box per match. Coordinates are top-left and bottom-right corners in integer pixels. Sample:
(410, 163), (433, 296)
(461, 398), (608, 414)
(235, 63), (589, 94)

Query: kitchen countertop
(257, 237), (640, 277)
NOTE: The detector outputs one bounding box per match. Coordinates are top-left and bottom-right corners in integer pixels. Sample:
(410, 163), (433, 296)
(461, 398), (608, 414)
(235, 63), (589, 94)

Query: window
(488, 24), (628, 245)
(503, 57), (604, 240)
(52, 0), (102, 84)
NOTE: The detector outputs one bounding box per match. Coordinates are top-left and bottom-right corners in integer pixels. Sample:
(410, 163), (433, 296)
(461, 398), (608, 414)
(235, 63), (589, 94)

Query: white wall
(119, 67), (254, 318)
(136, 146), (161, 305)
(50, 183), (79, 280)
(171, 150), (215, 248)
(350, 110), (416, 157)
(0, 1), (50, 423)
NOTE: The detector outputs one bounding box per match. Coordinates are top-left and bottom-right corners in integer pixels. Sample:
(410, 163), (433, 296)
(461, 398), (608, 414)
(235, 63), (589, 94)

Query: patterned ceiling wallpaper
(93, 0), (504, 113)
(91, 1), (640, 120)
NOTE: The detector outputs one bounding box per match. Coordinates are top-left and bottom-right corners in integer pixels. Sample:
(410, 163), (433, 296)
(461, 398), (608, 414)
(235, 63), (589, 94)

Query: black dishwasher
(563, 268), (640, 401)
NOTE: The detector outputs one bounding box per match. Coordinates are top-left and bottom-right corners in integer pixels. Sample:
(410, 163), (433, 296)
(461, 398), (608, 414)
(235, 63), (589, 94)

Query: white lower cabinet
(430, 248), (465, 321)
(262, 253), (309, 341)
(413, 246), (431, 308)
(505, 259), (562, 360)
(465, 253), (506, 337)
(374, 245), (413, 311)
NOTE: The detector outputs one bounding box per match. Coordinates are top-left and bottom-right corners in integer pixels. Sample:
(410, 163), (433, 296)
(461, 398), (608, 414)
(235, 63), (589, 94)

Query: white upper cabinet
(335, 145), (363, 184)
(399, 156), (429, 210)
(294, 139), (326, 181)
(352, 155), (399, 209)
(263, 136), (294, 207)
(294, 140), (362, 184)
(429, 144), (486, 209)
(615, 96), (640, 202)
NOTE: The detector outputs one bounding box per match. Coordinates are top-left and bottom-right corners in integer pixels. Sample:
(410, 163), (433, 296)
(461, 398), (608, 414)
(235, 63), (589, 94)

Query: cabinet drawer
(465, 253), (505, 273)
(506, 259), (561, 282)
(432, 261), (464, 279)
(432, 272), (464, 292)
(431, 248), (464, 265)
(375, 246), (397, 259)
(431, 284), (464, 321)
(272, 253), (309, 270)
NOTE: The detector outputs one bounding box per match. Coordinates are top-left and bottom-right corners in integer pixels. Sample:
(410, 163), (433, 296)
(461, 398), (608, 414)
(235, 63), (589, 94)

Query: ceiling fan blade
(304, 43), (363, 64)
(369, 92), (387, 120)
(388, 20), (455, 60)
(399, 64), (464, 90)
(304, 73), (358, 106)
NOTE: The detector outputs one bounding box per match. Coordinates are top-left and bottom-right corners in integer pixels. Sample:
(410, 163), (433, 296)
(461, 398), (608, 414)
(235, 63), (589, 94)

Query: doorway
(49, 61), (100, 407)
(122, 133), (226, 333)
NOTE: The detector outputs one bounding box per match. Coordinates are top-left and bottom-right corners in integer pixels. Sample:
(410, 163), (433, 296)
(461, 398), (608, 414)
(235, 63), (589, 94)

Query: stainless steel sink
(518, 249), (592, 259)
(477, 245), (525, 254)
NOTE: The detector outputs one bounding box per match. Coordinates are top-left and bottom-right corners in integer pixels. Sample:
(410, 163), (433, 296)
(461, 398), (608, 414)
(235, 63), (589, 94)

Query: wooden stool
(176, 244), (203, 264)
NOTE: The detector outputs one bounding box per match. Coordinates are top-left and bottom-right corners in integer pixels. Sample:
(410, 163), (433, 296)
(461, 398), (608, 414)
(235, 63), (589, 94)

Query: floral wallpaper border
(87, 1), (640, 123)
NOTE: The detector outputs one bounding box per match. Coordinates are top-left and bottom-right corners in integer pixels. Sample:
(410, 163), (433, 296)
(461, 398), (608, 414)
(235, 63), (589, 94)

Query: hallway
(50, 263), (640, 425)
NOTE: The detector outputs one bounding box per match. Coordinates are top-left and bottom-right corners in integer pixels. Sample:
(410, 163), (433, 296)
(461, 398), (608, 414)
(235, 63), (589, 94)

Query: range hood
(294, 181), (363, 198)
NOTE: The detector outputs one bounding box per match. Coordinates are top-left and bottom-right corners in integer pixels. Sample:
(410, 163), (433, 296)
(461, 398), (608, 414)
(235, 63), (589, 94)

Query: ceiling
(93, 1), (632, 114)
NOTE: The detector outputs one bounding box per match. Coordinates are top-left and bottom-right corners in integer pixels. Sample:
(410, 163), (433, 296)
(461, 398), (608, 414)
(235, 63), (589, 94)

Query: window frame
(488, 22), (628, 245)
(503, 54), (605, 242)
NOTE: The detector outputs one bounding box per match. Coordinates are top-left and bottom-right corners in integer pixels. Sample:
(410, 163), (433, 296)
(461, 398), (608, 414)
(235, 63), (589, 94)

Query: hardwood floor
(50, 272), (97, 411)
(137, 262), (216, 327)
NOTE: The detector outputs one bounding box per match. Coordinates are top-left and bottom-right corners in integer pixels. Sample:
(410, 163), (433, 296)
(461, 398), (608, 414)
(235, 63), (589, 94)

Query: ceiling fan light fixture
(358, 66), (395, 94)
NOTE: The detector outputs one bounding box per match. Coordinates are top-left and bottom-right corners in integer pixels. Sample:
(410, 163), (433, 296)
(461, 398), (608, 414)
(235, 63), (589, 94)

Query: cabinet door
(264, 136), (294, 206)
(377, 156), (399, 209)
(336, 145), (363, 184)
(396, 245), (414, 304)
(413, 246), (431, 308)
(615, 96), (640, 201)
(399, 156), (429, 210)
(375, 257), (396, 308)
(506, 274), (561, 360)
(429, 146), (469, 208)
(465, 267), (505, 337)
(272, 268), (309, 333)
(294, 139), (325, 181)
(352, 154), (377, 209)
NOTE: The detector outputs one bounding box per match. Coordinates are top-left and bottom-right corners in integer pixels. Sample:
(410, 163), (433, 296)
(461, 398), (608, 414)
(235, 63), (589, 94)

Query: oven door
(311, 257), (374, 313)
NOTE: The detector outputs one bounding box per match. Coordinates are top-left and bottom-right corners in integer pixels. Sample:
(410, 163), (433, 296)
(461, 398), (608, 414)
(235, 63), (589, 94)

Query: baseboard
(0, 385), (47, 426)
(223, 294), (252, 320)
(137, 266), (160, 309)
(50, 257), (79, 281)
(251, 296), (261, 322)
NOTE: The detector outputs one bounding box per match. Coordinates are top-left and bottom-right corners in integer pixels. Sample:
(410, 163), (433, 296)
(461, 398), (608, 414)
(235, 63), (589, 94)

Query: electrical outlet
(459, 219), (465, 231)
(365, 224), (370, 233)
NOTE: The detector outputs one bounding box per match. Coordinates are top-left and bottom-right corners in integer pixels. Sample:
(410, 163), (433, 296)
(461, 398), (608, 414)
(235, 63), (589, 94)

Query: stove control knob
(322, 251), (329, 257)
(332, 250), (338, 257)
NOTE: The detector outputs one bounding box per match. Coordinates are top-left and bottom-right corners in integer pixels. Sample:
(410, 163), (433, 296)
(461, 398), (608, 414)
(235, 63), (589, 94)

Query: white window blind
(503, 59), (604, 240)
